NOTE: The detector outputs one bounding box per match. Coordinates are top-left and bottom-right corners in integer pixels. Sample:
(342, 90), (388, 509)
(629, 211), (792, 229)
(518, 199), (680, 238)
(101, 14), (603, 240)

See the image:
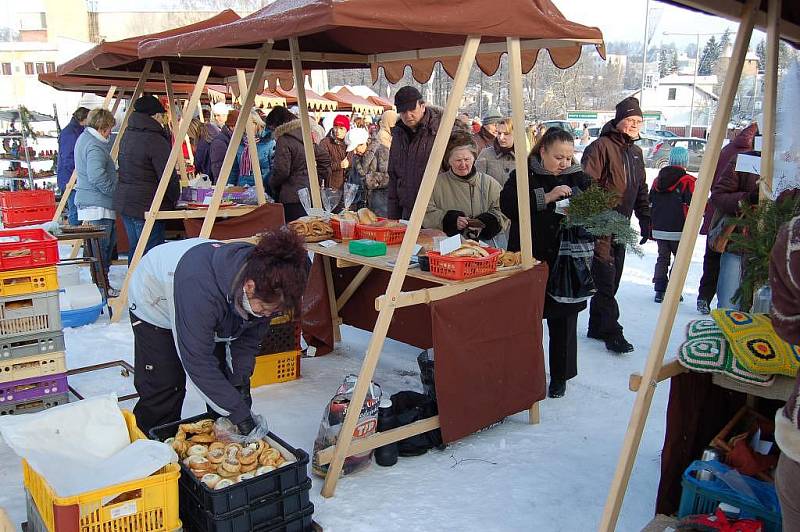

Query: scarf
(239, 135), (256, 177)
(528, 154), (583, 176)
(493, 137), (514, 157)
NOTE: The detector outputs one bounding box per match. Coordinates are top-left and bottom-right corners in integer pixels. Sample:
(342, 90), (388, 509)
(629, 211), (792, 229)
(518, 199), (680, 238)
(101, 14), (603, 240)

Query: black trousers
(547, 313), (578, 381)
(653, 240), (680, 293)
(588, 242), (627, 338)
(131, 311), (186, 436)
(698, 247), (721, 303)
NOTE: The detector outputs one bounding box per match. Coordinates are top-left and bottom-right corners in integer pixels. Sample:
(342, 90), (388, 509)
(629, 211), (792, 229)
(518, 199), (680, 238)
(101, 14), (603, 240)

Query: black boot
(548, 379), (566, 398)
(417, 350), (436, 398)
(605, 335), (634, 354)
(654, 292), (665, 303)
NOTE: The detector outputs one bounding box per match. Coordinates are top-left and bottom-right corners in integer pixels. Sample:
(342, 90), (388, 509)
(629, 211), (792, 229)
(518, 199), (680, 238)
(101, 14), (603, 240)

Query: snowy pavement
(0, 180), (713, 530)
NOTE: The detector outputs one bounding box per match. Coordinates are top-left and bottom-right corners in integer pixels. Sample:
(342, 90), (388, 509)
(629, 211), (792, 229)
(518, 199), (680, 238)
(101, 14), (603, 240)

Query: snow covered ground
(0, 171), (714, 531)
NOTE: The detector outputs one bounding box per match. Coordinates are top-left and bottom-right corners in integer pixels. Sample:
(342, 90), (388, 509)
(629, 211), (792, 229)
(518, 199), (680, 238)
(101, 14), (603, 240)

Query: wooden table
(55, 229), (110, 302)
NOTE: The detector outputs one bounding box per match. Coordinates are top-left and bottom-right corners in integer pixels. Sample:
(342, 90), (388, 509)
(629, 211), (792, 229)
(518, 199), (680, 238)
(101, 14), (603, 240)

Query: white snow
(0, 172), (712, 530)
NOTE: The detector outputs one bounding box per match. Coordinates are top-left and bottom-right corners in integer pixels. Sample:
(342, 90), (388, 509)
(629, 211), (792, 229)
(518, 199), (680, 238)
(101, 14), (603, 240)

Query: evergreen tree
(719, 28), (732, 56)
(698, 36), (720, 76)
(658, 48), (669, 78)
(756, 40), (766, 72)
(668, 48), (679, 74)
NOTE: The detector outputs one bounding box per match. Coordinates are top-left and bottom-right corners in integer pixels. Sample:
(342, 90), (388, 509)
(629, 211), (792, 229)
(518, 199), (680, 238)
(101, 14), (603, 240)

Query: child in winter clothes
(649, 146), (696, 302)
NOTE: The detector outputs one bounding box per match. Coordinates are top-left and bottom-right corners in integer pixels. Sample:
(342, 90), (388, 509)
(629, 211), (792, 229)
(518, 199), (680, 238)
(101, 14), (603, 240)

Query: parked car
(541, 120), (578, 138)
(637, 134), (661, 160)
(646, 137), (707, 172)
(646, 129), (679, 138)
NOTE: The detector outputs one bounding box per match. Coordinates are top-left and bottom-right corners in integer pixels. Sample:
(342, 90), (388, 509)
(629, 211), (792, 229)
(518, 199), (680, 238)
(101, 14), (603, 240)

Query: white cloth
(77, 205), (115, 221)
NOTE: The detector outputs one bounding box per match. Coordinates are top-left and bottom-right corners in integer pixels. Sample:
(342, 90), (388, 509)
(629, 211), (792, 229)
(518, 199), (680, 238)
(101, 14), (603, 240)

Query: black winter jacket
(173, 242), (270, 425)
(649, 166), (695, 241)
(387, 106), (442, 219)
(270, 119), (331, 204)
(114, 112), (179, 218)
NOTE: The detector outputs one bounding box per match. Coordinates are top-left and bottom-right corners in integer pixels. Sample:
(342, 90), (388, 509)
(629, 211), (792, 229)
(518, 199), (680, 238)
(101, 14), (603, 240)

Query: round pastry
(224, 443), (243, 454)
(164, 437), (175, 445)
(248, 440), (268, 454)
(222, 458), (241, 474)
(184, 455), (207, 467)
(255, 465), (275, 476)
(258, 448), (281, 466)
(240, 461), (258, 473)
(172, 439), (190, 457)
(207, 448), (225, 465)
(278, 459), (294, 468)
(236, 473), (255, 483)
(209, 442), (226, 452)
(187, 444), (208, 457)
(190, 433), (216, 444)
(238, 448), (258, 465)
(174, 430), (187, 442)
(179, 419), (213, 434)
(217, 464), (237, 478)
(201, 473), (221, 489)
(358, 208), (378, 225)
(215, 479), (235, 490)
(273, 456), (286, 467)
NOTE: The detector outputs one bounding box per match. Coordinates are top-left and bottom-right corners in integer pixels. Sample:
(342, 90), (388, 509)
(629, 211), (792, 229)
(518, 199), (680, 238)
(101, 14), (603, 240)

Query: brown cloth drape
(183, 203), (285, 239)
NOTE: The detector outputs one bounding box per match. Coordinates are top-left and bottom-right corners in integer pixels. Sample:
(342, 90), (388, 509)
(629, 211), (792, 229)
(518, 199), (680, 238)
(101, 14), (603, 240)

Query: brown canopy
(273, 86), (338, 112)
(664, 0), (799, 45)
(367, 94), (394, 111)
(38, 72), (228, 98)
(323, 87), (385, 116)
(58, 10), (241, 80)
(138, 0), (605, 83)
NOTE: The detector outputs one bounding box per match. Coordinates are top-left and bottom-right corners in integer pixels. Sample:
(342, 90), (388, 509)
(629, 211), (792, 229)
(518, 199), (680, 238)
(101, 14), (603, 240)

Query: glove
(639, 217), (652, 245)
(236, 415), (257, 436)
(215, 413), (270, 443)
(235, 383), (253, 408)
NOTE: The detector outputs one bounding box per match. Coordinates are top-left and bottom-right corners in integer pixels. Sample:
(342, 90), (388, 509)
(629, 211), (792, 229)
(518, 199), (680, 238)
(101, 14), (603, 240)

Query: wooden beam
(52, 170), (76, 222)
(628, 358), (688, 392)
(760, 0), (780, 196)
(110, 88), (126, 115)
(101, 85), (117, 109)
(375, 275), (508, 311)
(320, 35), (481, 499)
(155, 206), (256, 220)
(336, 266), (372, 312)
(111, 61), (152, 162)
(322, 257), (342, 343)
(599, 1), (759, 529)
(199, 43), (273, 237)
(163, 62), (190, 185)
(315, 416), (440, 466)
(289, 37), (323, 210)
(237, 69), (267, 205)
(71, 68), (226, 85)
(109, 66), (212, 322)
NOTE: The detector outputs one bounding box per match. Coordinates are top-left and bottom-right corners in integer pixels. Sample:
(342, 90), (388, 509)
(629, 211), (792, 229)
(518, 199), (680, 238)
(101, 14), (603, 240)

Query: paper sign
(754, 135), (763, 152)
(398, 219), (410, 225)
(438, 234), (461, 256)
(735, 153), (761, 175)
(109, 501), (138, 520)
(319, 239), (338, 248)
(0, 236), (21, 243)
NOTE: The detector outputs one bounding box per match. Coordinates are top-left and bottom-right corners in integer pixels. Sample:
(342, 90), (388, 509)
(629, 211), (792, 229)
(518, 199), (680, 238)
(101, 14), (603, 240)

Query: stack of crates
(251, 314), (302, 388)
(0, 227), (67, 415)
(0, 190), (56, 228)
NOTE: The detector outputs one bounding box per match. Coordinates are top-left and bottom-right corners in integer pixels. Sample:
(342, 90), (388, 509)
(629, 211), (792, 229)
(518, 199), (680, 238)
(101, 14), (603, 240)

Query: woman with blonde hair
(187, 117), (218, 177)
(74, 107), (118, 295)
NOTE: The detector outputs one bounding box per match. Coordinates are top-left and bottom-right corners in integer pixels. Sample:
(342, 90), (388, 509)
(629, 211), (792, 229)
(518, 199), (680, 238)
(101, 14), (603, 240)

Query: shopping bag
(312, 375), (381, 477)
(547, 226), (596, 304)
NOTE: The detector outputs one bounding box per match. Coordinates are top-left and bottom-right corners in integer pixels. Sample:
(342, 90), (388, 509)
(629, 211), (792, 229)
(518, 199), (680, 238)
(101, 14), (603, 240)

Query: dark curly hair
(242, 228), (308, 314)
(264, 106), (297, 130)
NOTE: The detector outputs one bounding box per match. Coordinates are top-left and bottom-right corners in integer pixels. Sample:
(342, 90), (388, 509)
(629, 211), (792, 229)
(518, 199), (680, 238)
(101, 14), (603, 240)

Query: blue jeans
(716, 252), (742, 310)
(121, 215), (165, 264)
(93, 218), (116, 276)
(66, 190), (78, 226)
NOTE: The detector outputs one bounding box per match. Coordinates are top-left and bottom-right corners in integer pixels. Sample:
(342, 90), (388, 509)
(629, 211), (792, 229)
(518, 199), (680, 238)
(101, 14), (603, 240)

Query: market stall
(271, 86), (339, 112)
(600, 0), (800, 529)
(139, 0), (605, 498)
(322, 86), (385, 116)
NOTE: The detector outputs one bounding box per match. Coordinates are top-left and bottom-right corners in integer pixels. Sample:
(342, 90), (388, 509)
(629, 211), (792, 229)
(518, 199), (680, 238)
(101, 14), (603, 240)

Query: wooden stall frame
(236, 69), (268, 205)
(162, 62), (191, 185)
(599, 0), (761, 529)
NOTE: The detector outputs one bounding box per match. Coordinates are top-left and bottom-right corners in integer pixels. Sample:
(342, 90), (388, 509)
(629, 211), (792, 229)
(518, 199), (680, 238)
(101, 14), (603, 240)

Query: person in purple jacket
(57, 107), (90, 225)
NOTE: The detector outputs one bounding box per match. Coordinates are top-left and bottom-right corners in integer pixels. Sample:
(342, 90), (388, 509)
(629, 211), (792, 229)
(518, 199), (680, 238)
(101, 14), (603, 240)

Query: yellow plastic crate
(0, 266), (58, 297)
(23, 410), (181, 532)
(251, 350), (301, 388)
(0, 351), (66, 384)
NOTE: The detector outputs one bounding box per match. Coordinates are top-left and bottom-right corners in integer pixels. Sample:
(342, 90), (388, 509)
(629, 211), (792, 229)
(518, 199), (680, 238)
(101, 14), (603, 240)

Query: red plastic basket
(330, 217), (342, 240)
(1, 205), (56, 228)
(427, 247), (502, 280)
(356, 219), (407, 245)
(0, 190), (54, 210)
(0, 228), (58, 271)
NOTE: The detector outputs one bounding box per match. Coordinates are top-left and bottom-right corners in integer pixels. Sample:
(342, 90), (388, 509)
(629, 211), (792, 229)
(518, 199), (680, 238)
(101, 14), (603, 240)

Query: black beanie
(133, 95), (166, 116)
(614, 97), (643, 122)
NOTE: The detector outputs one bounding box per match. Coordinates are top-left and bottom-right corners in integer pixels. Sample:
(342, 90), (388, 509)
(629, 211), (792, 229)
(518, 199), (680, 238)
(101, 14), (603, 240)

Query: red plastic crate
(0, 190), (54, 210)
(426, 247), (502, 280)
(1, 205), (56, 228)
(0, 228), (58, 271)
(356, 219), (407, 245)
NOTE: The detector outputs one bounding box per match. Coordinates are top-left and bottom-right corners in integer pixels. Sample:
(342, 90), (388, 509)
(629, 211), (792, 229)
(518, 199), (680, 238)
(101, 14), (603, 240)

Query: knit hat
(669, 146), (689, 167)
(614, 97), (643, 122)
(482, 108), (503, 125)
(225, 109), (240, 128)
(133, 95), (166, 116)
(211, 102), (231, 115)
(333, 114), (351, 131)
(443, 130), (478, 169)
(345, 128), (369, 152)
(394, 86), (423, 113)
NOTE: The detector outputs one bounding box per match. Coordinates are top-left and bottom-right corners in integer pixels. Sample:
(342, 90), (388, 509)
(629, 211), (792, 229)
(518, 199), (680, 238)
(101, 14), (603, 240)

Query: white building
(629, 73), (718, 132)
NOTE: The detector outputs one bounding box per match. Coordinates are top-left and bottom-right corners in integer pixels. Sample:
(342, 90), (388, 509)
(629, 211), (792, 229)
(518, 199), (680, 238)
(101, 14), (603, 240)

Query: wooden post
(237, 69), (268, 205)
(598, 1), (759, 529)
(101, 85), (117, 109)
(289, 37), (322, 210)
(111, 60), (152, 162)
(320, 35), (482, 499)
(163, 62), (190, 185)
(199, 43), (272, 237)
(109, 66), (212, 322)
(111, 88), (126, 115)
(760, 0), (780, 196)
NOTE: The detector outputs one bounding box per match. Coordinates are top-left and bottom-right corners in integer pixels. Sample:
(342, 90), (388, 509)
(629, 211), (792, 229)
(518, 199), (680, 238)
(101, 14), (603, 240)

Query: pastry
(179, 419), (214, 434)
(255, 465), (275, 476)
(247, 440), (268, 454)
(190, 433), (215, 443)
(236, 473), (255, 483)
(209, 442), (226, 452)
(215, 479), (234, 490)
(259, 448), (282, 466)
(288, 220), (309, 236)
(224, 443), (243, 454)
(171, 439), (190, 458)
(358, 208), (378, 224)
(240, 462), (258, 473)
(207, 448), (225, 465)
(201, 473), (221, 489)
(309, 219), (331, 236)
(187, 444), (208, 457)
(217, 464), (237, 478)
(340, 210), (359, 223)
(239, 448), (258, 466)
(278, 459), (294, 468)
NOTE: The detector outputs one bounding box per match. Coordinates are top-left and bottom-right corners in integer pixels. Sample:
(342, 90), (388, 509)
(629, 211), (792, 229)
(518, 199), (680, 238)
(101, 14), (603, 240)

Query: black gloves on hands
(236, 414), (257, 436)
(639, 216), (652, 245)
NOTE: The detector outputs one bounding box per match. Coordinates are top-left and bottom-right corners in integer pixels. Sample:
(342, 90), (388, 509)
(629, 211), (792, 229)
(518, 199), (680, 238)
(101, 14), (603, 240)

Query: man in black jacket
(387, 86), (442, 219)
(114, 95), (179, 262)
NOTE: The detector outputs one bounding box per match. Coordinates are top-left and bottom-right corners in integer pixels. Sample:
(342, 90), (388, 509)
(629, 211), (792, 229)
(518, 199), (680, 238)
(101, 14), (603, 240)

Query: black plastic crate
(259, 319), (300, 355)
(149, 413), (310, 516)
(181, 481), (312, 532)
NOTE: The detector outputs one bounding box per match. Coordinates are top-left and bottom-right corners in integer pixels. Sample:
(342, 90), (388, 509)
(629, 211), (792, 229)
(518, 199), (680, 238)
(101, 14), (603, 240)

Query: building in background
(629, 74), (719, 136)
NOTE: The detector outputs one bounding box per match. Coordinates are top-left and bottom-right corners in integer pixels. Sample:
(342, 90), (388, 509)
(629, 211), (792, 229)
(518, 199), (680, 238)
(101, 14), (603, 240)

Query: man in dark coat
(209, 110), (239, 184)
(581, 96), (651, 353)
(387, 86), (442, 219)
(57, 106), (89, 225)
(114, 95), (179, 262)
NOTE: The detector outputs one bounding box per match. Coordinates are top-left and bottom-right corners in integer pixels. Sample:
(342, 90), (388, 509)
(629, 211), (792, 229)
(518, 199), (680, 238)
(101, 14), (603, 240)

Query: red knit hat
(333, 114), (350, 131)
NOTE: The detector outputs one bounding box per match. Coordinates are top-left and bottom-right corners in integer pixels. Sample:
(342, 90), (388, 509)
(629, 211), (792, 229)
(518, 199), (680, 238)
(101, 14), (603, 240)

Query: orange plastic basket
(426, 247), (502, 281)
(355, 219), (406, 245)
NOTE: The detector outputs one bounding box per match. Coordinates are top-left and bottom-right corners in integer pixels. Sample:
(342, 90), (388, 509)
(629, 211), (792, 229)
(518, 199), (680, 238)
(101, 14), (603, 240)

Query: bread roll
(357, 208), (378, 224)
